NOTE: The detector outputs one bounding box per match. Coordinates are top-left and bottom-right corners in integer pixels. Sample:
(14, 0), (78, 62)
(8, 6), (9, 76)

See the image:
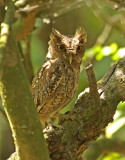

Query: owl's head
(47, 27), (87, 64)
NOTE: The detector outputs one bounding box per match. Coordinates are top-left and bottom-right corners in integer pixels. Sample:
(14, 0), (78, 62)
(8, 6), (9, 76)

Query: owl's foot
(43, 124), (54, 133)
(53, 124), (64, 130)
(43, 121), (64, 133)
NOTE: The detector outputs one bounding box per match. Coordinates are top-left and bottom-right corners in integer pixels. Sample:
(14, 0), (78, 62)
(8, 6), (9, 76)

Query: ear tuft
(75, 27), (87, 43)
(51, 28), (61, 35)
(50, 28), (62, 41)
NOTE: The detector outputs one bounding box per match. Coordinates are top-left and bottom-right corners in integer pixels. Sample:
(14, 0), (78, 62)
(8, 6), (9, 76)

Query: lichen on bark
(44, 57), (125, 160)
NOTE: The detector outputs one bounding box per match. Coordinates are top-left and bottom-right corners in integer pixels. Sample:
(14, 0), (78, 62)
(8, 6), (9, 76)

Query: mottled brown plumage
(32, 27), (87, 128)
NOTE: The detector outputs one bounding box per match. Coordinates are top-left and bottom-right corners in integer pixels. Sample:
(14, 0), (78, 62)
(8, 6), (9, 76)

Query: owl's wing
(32, 61), (63, 113)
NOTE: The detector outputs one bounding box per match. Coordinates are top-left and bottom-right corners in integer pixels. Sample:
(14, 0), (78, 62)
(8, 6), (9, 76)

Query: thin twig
(85, 63), (100, 107)
(95, 24), (112, 45)
(86, 0), (125, 36)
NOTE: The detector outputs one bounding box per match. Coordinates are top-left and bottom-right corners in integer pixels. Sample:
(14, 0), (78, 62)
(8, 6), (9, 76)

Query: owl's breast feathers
(32, 59), (80, 122)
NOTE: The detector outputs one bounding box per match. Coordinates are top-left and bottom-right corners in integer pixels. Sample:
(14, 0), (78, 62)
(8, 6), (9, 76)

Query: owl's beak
(69, 55), (72, 64)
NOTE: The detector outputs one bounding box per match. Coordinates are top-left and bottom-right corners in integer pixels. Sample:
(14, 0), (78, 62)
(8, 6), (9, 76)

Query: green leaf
(102, 152), (125, 160)
(101, 46), (111, 56)
(110, 43), (118, 54)
(96, 53), (104, 60)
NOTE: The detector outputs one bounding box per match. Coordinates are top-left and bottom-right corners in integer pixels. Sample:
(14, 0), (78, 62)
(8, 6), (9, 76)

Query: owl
(32, 27), (87, 128)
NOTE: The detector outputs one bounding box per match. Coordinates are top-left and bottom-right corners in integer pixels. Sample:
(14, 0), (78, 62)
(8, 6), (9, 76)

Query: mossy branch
(0, 1), (50, 160)
(44, 57), (125, 160)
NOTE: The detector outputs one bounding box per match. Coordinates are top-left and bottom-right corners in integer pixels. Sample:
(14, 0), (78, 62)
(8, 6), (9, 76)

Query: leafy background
(0, 0), (125, 160)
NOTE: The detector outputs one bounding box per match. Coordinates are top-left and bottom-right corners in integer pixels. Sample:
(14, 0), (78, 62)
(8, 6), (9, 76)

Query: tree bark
(44, 57), (125, 160)
(0, 1), (50, 160)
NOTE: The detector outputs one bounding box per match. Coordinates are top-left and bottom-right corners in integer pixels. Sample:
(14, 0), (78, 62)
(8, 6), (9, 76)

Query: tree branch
(0, 1), (50, 160)
(12, 0), (125, 41)
(86, 0), (125, 36)
(43, 57), (125, 160)
(103, 0), (125, 10)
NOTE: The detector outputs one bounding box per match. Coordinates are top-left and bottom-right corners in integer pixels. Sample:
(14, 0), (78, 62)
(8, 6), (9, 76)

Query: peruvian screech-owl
(32, 27), (87, 128)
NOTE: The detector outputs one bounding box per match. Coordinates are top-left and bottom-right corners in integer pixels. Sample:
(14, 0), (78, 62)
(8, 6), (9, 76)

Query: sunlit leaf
(102, 152), (125, 160)
(111, 52), (121, 61)
(106, 112), (125, 138)
(96, 53), (104, 60)
(101, 46), (111, 56)
(110, 43), (118, 54)
(117, 102), (125, 111)
(93, 45), (102, 53)
(117, 48), (125, 57)
(112, 47), (125, 61)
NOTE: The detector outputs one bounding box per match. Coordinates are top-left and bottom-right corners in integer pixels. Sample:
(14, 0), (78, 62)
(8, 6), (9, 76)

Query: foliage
(84, 43), (125, 61)
(99, 153), (125, 160)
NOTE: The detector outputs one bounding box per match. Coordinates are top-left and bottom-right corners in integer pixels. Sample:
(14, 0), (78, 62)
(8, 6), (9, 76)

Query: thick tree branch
(0, 27), (50, 160)
(0, 0), (15, 77)
(0, 1), (50, 160)
(43, 57), (125, 160)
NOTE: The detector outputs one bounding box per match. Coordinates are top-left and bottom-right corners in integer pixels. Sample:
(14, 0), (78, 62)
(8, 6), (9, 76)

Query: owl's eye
(77, 46), (82, 51)
(57, 45), (66, 51)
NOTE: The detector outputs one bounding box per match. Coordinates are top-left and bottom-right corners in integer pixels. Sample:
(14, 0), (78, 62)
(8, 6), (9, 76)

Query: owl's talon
(43, 125), (54, 133)
(43, 123), (64, 133)
(52, 124), (64, 130)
